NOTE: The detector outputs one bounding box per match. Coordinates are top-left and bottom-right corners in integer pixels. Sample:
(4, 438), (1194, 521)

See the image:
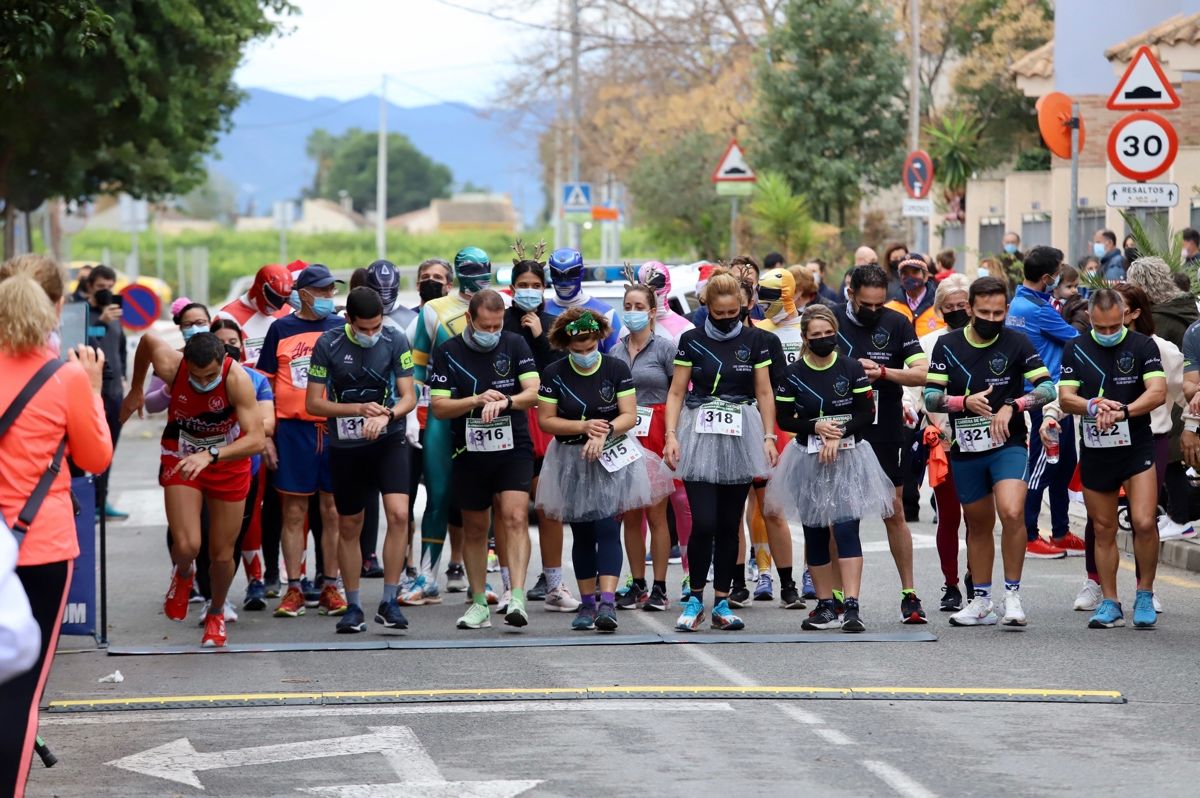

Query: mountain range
(210, 87), (544, 224)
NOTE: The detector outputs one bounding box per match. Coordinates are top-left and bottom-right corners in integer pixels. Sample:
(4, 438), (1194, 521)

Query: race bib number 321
(954, 415), (1001, 453)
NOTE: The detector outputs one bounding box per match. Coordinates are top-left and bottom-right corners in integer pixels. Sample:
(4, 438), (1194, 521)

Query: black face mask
(710, 315), (740, 333)
(223, 343), (243, 363)
(807, 336), (838, 358)
(418, 280), (444, 303)
(854, 304), (883, 328)
(973, 318), (1005, 340)
(943, 309), (970, 330)
(93, 288), (113, 306)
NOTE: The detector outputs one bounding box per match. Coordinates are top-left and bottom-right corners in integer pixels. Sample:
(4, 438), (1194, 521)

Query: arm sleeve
(65, 365), (114, 474)
(257, 323), (280, 377)
(307, 335), (330, 386)
(143, 375), (172, 414)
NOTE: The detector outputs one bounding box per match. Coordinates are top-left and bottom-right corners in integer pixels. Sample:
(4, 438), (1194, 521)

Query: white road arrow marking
(299, 780), (542, 797)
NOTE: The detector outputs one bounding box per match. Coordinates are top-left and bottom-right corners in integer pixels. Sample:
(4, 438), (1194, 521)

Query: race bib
(289, 356), (311, 390)
(954, 415), (1001, 453)
(633, 406), (654, 438)
(806, 414), (856, 454)
(179, 431), (229, 457)
(783, 342), (802, 365)
(417, 383), (431, 409)
(336, 416), (367, 441)
(598, 434), (642, 473)
(695, 400), (743, 436)
(244, 337), (265, 366)
(466, 416), (514, 453)
(1082, 417), (1131, 449)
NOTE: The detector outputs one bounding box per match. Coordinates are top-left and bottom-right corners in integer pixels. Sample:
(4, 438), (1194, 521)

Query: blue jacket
(1005, 284), (1079, 385)
(1100, 248), (1126, 280)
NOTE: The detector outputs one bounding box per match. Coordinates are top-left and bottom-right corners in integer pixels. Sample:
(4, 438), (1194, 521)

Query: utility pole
(1069, 102), (1081, 265)
(569, 0), (582, 251)
(908, 0), (922, 250)
(553, 1), (566, 249)
(376, 74), (388, 260)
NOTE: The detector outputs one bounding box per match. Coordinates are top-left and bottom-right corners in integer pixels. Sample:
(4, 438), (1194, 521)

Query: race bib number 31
(337, 416), (367, 441)
(466, 416), (514, 452)
(954, 416), (1001, 453)
(1082, 417), (1131, 449)
(695, 400), (743, 436)
(598, 434), (642, 473)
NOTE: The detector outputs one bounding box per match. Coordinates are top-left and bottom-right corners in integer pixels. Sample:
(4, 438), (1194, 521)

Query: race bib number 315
(598, 434), (642, 473)
(695, 400), (743, 436)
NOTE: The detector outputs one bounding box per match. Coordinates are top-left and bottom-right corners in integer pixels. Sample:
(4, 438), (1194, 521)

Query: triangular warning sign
(563, 184), (590, 209)
(1108, 45), (1181, 110)
(712, 140), (756, 182)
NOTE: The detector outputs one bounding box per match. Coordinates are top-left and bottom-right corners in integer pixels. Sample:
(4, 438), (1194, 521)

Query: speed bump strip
(47, 685), (1124, 712)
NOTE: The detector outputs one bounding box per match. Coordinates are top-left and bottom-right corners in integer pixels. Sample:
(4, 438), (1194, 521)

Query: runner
(636, 260), (694, 343)
(544, 248), (623, 350)
(1057, 288), (1165, 629)
(834, 264), (930, 623)
(366, 259), (418, 331)
(535, 308), (673, 632)
(122, 331), (266, 646)
(766, 305), (895, 632)
(217, 263), (295, 367)
(429, 288), (540, 629)
(257, 264), (347, 619)
(664, 270), (779, 632)
(306, 286), (417, 632)
(924, 276), (1055, 628)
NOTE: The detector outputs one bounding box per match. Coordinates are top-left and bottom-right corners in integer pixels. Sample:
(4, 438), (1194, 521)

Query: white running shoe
(1001, 591), (1027, 627)
(544, 584), (581, 612)
(496, 589), (511, 614)
(1073, 579), (1102, 612)
(197, 600), (239, 625)
(1153, 592), (1163, 614)
(1157, 517), (1194, 541)
(948, 596), (997, 626)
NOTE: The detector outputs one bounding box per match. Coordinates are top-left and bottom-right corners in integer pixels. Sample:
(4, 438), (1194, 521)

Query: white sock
(546, 567), (562, 591)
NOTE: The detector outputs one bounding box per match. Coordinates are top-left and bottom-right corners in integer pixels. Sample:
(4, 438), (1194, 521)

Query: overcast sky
(234, 0), (546, 107)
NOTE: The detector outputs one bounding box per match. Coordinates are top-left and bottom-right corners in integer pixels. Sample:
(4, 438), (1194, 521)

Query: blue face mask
(353, 327), (382, 348)
(570, 349), (600, 370)
(310, 297), (335, 319)
(622, 310), (650, 331)
(1093, 242), (1107, 258)
(189, 373), (223, 394)
(287, 290), (302, 310)
(1094, 329), (1124, 348)
(181, 323), (209, 341)
(1003, 243), (1018, 255)
(1047, 275), (1061, 293)
(467, 326), (501, 351)
(513, 288), (543, 312)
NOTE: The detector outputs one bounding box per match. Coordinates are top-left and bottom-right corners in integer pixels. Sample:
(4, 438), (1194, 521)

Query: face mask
(181, 323), (209, 341)
(467, 326), (501, 351)
(622, 310), (650, 332)
(1093, 242), (1107, 258)
(1046, 275), (1060, 293)
(972, 318), (1004, 341)
(287, 290), (302, 310)
(189, 373), (223, 393)
(977, 267), (990, 278)
(309, 296), (335, 319)
(569, 349), (600, 370)
(853, 304), (883, 328)
(807, 336), (837, 358)
(513, 288), (543, 312)
(223, 343), (243, 362)
(902, 276), (925, 293)
(710, 315), (740, 334)
(1094, 329), (1124, 347)
(1003, 244), (1018, 255)
(943, 309), (970, 330)
(353, 327), (382, 348)
(418, 279), (445, 304)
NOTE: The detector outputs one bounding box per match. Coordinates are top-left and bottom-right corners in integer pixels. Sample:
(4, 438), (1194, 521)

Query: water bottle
(1045, 420), (1060, 464)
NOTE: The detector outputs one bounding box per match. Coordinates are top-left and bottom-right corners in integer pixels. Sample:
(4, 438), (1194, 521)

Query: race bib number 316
(466, 416), (514, 453)
(695, 400), (743, 436)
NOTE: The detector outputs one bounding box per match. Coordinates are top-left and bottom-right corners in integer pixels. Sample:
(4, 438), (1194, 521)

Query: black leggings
(803, 520), (863, 566)
(360, 487), (380, 561)
(261, 469), (282, 580)
(570, 517), (622, 580)
(685, 481), (751, 594)
(0, 560), (71, 796)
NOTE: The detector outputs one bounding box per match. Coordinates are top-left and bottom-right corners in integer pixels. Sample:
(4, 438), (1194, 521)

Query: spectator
(763, 252), (785, 271)
(880, 242), (906, 296)
(933, 250), (956, 282)
(1127, 255), (1197, 348)
(1092, 229), (1125, 280)
(1122, 234), (1140, 267)
(802, 258), (841, 305)
(1182, 227), (1200, 268)
(70, 265), (93, 303)
(1173, 271), (1192, 293)
(857, 245), (882, 267)
(1060, 292), (1090, 333)
(1002, 231), (1023, 259)
(83, 265), (128, 520)
(885, 253), (940, 337)
(1051, 264), (1080, 312)
(788, 264), (822, 310)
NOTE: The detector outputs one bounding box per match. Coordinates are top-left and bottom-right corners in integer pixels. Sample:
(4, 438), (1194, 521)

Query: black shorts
(330, 434), (410, 516)
(452, 454), (535, 512)
(868, 440), (903, 487)
(1079, 441), (1155, 494)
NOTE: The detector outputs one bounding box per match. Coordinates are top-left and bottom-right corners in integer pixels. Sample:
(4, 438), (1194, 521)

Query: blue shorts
(950, 445), (1027, 505)
(274, 419), (333, 496)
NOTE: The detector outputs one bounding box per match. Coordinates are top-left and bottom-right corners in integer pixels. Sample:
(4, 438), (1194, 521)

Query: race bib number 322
(1082, 417), (1131, 449)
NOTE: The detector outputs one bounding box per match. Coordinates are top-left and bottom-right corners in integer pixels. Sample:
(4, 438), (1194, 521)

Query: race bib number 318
(695, 400), (743, 436)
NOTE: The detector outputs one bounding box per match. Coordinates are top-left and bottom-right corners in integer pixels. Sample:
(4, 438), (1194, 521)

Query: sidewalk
(1064, 497), (1200, 574)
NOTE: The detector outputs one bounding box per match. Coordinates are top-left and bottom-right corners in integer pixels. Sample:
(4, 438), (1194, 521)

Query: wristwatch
(504, 395), (513, 412)
(208, 445), (220, 464)
(1122, 404), (1130, 421)
(1003, 399), (1019, 412)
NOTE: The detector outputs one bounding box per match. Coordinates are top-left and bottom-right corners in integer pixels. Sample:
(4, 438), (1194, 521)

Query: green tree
(756, 0), (907, 226)
(925, 111), (984, 219)
(746, 171), (814, 262)
(627, 131), (728, 260)
(306, 128), (453, 218)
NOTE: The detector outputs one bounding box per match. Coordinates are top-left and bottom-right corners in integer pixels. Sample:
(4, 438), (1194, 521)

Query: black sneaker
(361, 554), (384, 579)
(595, 602), (619, 632)
(527, 572), (548, 601)
(727, 586), (752, 608)
(779, 583), (805, 610)
(901, 592), (928, 624)
(802, 600), (842, 630)
(842, 602), (865, 633)
(964, 573), (974, 602)
(336, 604), (367, 633)
(940, 584), (964, 612)
(374, 600), (409, 629)
(616, 582), (647, 610)
(643, 584), (670, 611)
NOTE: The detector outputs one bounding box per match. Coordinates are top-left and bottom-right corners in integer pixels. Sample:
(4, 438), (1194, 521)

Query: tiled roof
(1010, 40), (1054, 79)
(1105, 12), (1200, 62)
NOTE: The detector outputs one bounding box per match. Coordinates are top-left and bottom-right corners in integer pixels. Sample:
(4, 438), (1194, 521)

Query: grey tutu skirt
(764, 437), (896, 527)
(676, 403), (771, 484)
(536, 437), (675, 522)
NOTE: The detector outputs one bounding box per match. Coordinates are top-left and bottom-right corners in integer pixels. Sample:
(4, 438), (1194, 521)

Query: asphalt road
(27, 417), (1200, 797)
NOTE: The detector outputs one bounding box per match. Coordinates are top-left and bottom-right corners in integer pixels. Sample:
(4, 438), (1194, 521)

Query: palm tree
(925, 111), (984, 222)
(746, 171), (814, 262)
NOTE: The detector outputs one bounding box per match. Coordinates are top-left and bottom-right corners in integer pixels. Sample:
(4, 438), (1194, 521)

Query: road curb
(1066, 499), (1200, 574)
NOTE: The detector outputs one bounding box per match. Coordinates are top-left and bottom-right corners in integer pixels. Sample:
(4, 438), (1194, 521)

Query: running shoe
(300, 577), (321, 607)
(900, 593), (927, 624)
(644, 550), (653, 564)
(679, 575), (692, 603)
(948, 596), (997, 626)
(571, 604), (597, 631)
(1153, 593), (1163, 614)
(779, 583), (805, 610)
(1073, 579), (1102, 611)
(545, 585), (581, 612)
(189, 581), (205, 604)
(727, 586), (752, 608)
(747, 556), (759, 582)
(1001, 591), (1027, 627)
(616, 582), (648, 610)
(318, 583), (348, 616)
(445, 562), (468, 593)
(644, 584), (670, 611)
(802, 600), (841, 630)
(196, 600), (238, 625)
(668, 544), (682, 564)
(800, 568), (817, 600)
(940, 584), (963, 612)
(422, 578), (443, 604)
(374, 600), (409, 629)
(399, 569), (417, 596)
(201, 613), (227, 648)
(104, 503), (130, 520)
(164, 567), (194, 622)
(842, 602), (865, 633)
(243, 580), (268, 612)
(1088, 599), (1125, 629)
(753, 572), (774, 602)
(487, 549), (500, 572)
(505, 595), (529, 628)
(485, 583), (499, 604)
(264, 574), (281, 599)
(1050, 532), (1086, 556)
(674, 596), (705, 632)
(458, 602), (492, 629)
(496, 589), (511, 614)
(274, 586), (306, 618)
(337, 604), (367, 633)
(710, 599), (745, 631)
(595, 602), (618, 632)
(398, 574), (428, 606)
(1026, 537), (1067, 559)
(361, 554), (384, 578)
(1158, 517), (1195, 541)
(527, 573), (548, 601)
(1132, 590), (1156, 628)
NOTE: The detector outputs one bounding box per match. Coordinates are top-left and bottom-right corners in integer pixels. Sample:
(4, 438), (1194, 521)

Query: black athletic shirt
(428, 331), (538, 457)
(308, 324), (414, 448)
(674, 324), (773, 407)
(927, 327), (1050, 460)
(833, 304), (925, 444)
(775, 352), (874, 441)
(537, 354), (635, 445)
(503, 304), (560, 371)
(1060, 328), (1164, 451)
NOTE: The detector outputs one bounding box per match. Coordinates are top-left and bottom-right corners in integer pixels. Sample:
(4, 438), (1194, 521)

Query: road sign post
(712, 140), (756, 256)
(562, 182), (592, 226)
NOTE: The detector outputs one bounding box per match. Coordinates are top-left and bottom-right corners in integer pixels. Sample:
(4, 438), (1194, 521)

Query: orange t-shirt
(0, 351), (113, 567)
(256, 313), (342, 421)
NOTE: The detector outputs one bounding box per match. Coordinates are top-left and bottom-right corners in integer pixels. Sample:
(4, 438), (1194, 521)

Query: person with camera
(84, 265), (129, 521)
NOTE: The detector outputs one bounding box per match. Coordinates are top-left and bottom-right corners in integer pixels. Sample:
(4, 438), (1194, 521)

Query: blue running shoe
(242, 579), (268, 611)
(1088, 599), (1125, 629)
(300, 577), (320, 608)
(801, 568), (817, 600)
(1132, 590), (1156, 628)
(675, 596), (704, 632)
(375, 600), (409, 629)
(710, 599), (745, 631)
(572, 604), (597, 631)
(336, 604), (367, 634)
